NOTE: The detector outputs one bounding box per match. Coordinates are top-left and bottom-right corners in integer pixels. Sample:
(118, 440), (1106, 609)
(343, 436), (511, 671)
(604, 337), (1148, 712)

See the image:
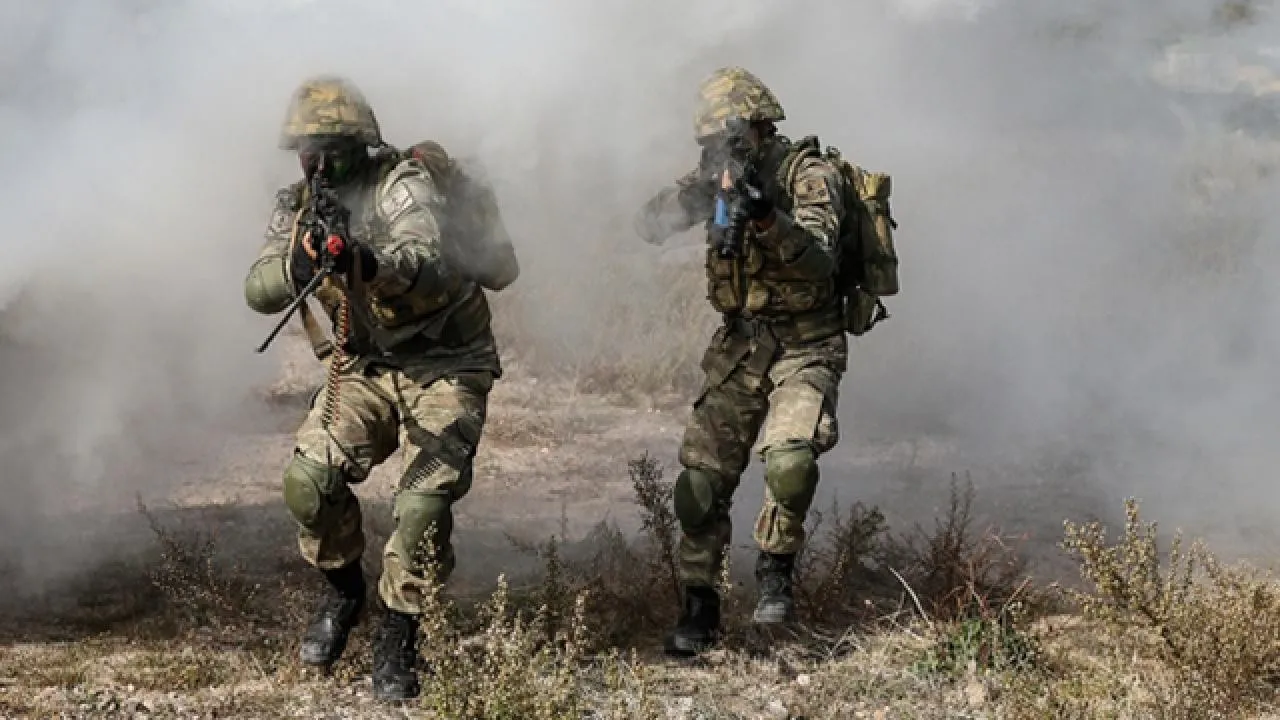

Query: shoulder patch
(378, 158), (446, 224)
(267, 204), (296, 236)
(266, 184), (303, 237)
(794, 168), (833, 205)
(379, 181), (416, 224)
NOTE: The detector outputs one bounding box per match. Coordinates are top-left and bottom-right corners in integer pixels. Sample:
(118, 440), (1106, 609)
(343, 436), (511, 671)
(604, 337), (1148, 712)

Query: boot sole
(372, 681), (421, 702)
(299, 624), (358, 666)
(299, 650), (339, 667)
(663, 636), (716, 658)
(752, 607), (795, 625)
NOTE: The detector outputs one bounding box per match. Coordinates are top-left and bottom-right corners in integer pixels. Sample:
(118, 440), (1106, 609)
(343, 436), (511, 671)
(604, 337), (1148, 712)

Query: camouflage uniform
(635, 67), (848, 653)
(244, 75), (517, 700)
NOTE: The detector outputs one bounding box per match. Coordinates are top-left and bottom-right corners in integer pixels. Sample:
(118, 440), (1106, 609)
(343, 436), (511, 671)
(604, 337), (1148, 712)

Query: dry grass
(1036, 497), (1280, 718)
(6, 461), (1280, 718)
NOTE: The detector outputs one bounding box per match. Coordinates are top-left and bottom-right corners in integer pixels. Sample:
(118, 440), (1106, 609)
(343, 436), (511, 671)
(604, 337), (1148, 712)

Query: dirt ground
(1, 332), (1277, 719)
(147, 331), (1120, 594)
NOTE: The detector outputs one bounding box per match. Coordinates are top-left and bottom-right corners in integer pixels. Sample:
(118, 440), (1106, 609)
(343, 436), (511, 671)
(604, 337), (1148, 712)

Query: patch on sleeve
(794, 171), (832, 206)
(379, 162), (445, 225)
(266, 204), (295, 237)
(379, 181), (417, 224)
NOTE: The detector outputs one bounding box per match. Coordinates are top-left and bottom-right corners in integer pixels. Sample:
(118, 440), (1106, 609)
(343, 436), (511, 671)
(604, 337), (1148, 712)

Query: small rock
(765, 699), (788, 719)
(794, 673), (811, 687)
(964, 679), (988, 707)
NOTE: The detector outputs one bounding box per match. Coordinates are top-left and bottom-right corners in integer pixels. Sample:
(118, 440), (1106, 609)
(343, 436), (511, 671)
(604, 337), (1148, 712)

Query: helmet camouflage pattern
(279, 74), (382, 150)
(693, 66), (785, 141)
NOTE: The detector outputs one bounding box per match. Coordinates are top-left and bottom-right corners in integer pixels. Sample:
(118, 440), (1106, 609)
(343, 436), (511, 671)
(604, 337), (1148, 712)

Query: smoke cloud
(2, 0), (1278, 596)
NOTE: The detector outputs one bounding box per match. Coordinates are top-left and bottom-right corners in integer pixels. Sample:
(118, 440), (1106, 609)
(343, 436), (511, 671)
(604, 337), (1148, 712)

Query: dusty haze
(1, 0), (1278, 597)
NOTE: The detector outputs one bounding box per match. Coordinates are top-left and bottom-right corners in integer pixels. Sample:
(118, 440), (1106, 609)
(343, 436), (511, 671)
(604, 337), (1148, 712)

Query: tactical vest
(292, 152), (491, 359)
(704, 134), (900, 338)
(703, 136), (840, 321)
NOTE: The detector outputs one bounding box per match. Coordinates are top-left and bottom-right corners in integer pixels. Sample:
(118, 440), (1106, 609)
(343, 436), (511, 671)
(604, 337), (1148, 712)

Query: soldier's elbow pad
(244, 256), (294, 315)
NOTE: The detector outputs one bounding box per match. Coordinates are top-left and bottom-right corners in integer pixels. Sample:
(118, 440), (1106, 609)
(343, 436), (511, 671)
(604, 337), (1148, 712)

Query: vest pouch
(705, 248), (742, 313)
(774, 282), (819, 314)
(851, 170), (899, 297)
(441, 286), (493, 345)
(844, 287), (887, 337)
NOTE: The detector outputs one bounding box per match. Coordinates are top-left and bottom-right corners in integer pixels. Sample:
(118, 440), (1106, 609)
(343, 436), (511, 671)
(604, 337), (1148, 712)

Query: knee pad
(392, 491), (453, 564)
(282, 452), (344, 531)
(763, 441), (819, 516)
(674, 467), (725, 531)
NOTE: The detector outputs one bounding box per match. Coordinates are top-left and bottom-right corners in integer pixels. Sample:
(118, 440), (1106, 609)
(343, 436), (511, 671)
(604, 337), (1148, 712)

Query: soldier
(244, 75), (518, 700)
(635, 67), (856, 657)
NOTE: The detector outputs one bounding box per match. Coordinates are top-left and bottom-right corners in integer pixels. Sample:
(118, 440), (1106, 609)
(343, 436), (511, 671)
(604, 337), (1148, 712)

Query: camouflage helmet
(278, 74), (382, 150)
(693, 66), (785, 141)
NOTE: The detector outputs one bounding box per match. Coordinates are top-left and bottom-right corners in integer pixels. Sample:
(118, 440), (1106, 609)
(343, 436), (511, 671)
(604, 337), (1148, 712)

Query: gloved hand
(304, 230), (356, 273)
(633, 203), (668, 246)
(737, 178), (773, 222)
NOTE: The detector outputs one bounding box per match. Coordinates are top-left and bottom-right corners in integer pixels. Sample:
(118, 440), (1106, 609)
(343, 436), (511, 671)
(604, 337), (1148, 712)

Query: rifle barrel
(254, 265), (331, 353)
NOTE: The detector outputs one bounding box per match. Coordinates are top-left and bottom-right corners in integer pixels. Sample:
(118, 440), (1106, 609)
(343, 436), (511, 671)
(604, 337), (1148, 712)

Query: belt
(723, 305), (844, 344)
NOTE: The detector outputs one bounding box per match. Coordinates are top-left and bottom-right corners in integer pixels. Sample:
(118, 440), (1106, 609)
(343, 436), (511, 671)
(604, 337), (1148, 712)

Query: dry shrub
(505, 453), (682, 646)
(1053, 497), (1280, 718)
(883, 474), (1036, 624)
(788, 474), (1043, 681)
(795, 474), (1037, 632)
(135, 496), (263, 629)
(415, 567), (593, 720)
(793, 499), (889, 627)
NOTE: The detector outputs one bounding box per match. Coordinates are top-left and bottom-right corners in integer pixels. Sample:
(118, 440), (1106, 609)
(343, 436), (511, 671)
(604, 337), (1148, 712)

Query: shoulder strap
(776, 135), (824, 197)
(404, 140), (456, 192)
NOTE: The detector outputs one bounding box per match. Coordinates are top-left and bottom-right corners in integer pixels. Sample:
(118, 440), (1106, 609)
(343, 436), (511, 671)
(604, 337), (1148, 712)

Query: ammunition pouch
(843, 287), (889, 337)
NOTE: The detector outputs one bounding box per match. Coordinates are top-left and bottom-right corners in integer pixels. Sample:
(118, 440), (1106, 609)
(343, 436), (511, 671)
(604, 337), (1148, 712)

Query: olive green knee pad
(674, 467), (727, 531)
(282, 451), (347, 532)
(392, 491), (454, 568)
(763, 441), (819, 516)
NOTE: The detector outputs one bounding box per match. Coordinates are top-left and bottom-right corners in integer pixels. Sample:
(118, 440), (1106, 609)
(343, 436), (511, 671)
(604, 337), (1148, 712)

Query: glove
(289, 229), (357, 293)
(317, 232), (354, 274)
(738, 178), (772, 222)
(289, 232), (318, 292)
(321, 233), (378, 280)
(633, 203), (668, 246)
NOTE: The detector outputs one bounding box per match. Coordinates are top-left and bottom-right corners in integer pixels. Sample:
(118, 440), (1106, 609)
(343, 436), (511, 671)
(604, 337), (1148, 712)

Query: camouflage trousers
(282, 360), (491, 615)
(676, 323), (847, 589)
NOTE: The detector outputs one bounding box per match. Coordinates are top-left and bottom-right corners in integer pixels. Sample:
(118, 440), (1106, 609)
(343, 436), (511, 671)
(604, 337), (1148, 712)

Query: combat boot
(299, 562), (366, 666)
(663, 586), (721, 657)
(752, 551), (797, 624)
(371, 608), (421, 702)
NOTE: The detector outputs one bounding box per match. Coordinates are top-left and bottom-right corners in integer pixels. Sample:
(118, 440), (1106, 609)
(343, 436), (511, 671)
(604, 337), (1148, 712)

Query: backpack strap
(404, 140), (456, 192)
(775, 135), (824, 201)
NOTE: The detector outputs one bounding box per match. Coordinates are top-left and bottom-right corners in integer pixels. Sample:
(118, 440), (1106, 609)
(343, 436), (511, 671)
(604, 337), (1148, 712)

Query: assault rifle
(711, 115), (764, 260)
(255, 157), (351, 354)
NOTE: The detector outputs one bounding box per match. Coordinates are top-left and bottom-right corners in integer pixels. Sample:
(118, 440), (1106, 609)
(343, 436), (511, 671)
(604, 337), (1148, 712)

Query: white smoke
(1, 0), (1278, 596)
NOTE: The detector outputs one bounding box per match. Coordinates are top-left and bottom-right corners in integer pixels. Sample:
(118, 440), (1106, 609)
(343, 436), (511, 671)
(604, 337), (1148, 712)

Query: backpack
(395, 140), (520, 292)
(780, 138), (899, 336)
